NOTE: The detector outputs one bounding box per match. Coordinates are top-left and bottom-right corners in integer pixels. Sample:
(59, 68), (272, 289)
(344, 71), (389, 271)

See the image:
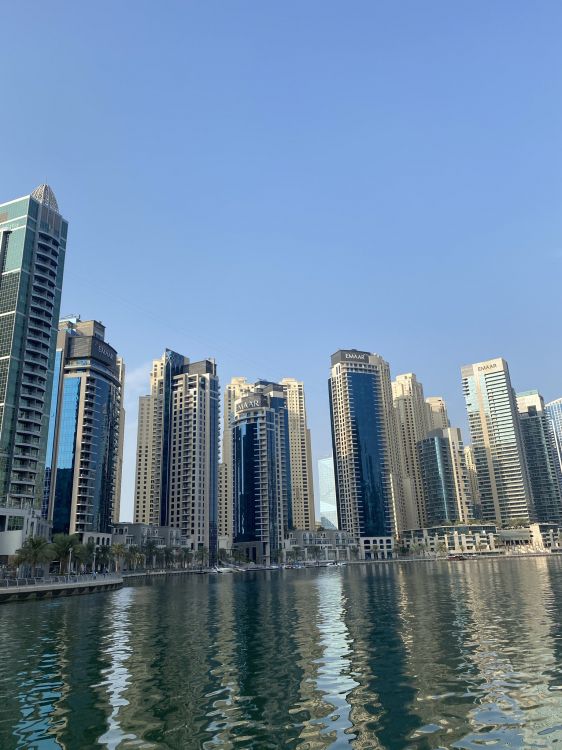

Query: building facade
(318, 456), (338, 529)
(392, 373), (430, 529)
(545, 398), (562, 493)
(517, 390), (562, 524)
(134, 351), (219, 557)
(280, 378), (315, 531)
(418, 427), (473, 526)
(462, 357), (533, 526)
(425, 396), (450, 431)
(44, 318), (124, 536)
(0, 185), (68, 559)
(329, 350), (405, 546)
(232, 384), (292, 563)
(464, 444), (482, 519)
(218, 377), (253, 547)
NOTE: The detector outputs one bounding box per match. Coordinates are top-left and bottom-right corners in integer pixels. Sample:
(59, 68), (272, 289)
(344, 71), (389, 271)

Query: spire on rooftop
(31, 184), (59, 212)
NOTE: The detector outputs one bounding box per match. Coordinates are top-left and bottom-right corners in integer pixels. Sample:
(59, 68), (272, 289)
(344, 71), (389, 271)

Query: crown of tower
(31, 184), (59, 212)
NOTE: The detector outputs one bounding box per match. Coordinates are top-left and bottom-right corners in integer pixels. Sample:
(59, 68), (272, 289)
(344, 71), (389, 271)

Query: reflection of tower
(340, 566), (420, 747)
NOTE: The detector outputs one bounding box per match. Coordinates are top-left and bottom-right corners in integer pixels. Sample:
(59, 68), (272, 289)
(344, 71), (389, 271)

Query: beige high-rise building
(134, 350), (219, 554)
(280, 378), (316, 531)
(219, 377), (253, 547)
(425, 396), (449, 431)
(462, 357), (533, 525)
(464, 445), (481, 519)
(392, 373), (430, 529)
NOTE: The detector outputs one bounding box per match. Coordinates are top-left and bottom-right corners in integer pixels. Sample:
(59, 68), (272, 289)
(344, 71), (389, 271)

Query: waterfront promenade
(0, 573), (123, 603)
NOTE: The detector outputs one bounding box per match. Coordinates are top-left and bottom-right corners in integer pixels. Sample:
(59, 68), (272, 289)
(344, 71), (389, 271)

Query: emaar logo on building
(477, 362), (498, 372)
(237, 399), (260, 411)
(344, 352), (367, 361)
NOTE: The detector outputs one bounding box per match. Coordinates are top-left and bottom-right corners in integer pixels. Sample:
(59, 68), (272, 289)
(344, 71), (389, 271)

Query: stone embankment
(0, 574), (123, 603)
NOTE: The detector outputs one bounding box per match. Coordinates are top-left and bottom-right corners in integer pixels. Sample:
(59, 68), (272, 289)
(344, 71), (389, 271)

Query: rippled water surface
(2, 559), (562, 748)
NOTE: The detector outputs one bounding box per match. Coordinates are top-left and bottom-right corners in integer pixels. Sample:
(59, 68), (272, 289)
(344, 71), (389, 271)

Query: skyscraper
(0, 185), (68, 559)
(392, 373), (429, 529)
(280, 378), (315, 531)
(219, 377), (253, 548)
(232, 382), (292, 563)
(545, 398), (562, 493)
(425, 396), (450, 431)
(134, 350), (219, 556)
(517, 391), (562, 524)
(329, 350), (405, 555)
(462, 357), (532, 525)
(418, 427), (473, 526)
(44, 318), (124, 536)
(318, 456), (338, 529)
(464, 444), (482, 519)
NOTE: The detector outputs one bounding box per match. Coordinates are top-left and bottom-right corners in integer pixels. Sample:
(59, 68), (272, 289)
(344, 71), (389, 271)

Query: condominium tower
(545, 398), (562, 492)
(134, 350), (219, 556)
(279, 378), (315, 531)
(44, 318), (125, 535)
(0, 185), (68, 558)
(392, 373), (429, 529)
(219, 377), (254, 547)
(462, 358), (532, 525)
(418, 427), (473, 526)
(517, 391), (562, 524)
(329, 350), (405, 552)
(231, 382), (292, 563)
(425, 396), (450, 431)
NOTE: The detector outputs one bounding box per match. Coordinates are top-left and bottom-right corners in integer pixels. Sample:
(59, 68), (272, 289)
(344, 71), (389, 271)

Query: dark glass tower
(232, 383), (292, 564)
(44, 319), (125, 535)
(328, 350), (405, 543)
(0, 186), (68, 558)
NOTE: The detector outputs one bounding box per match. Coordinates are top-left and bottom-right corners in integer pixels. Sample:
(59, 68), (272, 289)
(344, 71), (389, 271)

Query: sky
(3, 1), (562, 521)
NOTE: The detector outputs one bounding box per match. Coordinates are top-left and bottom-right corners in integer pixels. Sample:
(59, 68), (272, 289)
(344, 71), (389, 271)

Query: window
(7, 515), (24, 530)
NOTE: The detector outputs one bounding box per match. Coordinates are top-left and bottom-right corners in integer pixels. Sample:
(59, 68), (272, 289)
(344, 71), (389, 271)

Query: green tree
(195, 546), (209, 568)
(143, 539), (158, 569)
(111, 543), (127, 573)
(51, 534), (81, 574)
(15, 536), (53, 577)
(96, 544), (111, 572)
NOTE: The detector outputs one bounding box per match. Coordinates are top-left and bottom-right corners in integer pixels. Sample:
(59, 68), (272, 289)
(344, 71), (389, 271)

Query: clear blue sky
(3, 1), (562, 520)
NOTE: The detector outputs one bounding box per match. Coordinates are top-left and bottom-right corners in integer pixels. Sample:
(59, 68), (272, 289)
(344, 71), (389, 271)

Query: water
(2, 559), (562, 749)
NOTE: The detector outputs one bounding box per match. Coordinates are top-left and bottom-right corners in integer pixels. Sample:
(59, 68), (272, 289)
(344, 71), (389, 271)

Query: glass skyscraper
(0, 185), (68, 559)
(232, 382), (292, 564)
(44, 319), (125, 536)
(318, 456), (338, 529)
(462, 358), (533, 526)
(418, 428), (473, 526)
(546, 398), (562, 494)
(517, 391), (562, 524)
(329, 350), (405, 550)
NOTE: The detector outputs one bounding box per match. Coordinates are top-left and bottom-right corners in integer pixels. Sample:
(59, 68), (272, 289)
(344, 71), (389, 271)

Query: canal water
(2, 558), (562, 749)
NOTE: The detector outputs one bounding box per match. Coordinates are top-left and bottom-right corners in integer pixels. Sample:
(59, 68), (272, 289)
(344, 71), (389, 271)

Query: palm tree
(51, 534), (81, 574)
(164, 546), (176, 569)
(195, 546), (209, 569)
(96, 544), (111, 573)
(15, 537), (53, 577)
(143, 539), (158, 569)
(73, 543), (93, 572)
(111, 543), (127, 573)
(125, 545), (141, 571)
(218, 548), (230, 565)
